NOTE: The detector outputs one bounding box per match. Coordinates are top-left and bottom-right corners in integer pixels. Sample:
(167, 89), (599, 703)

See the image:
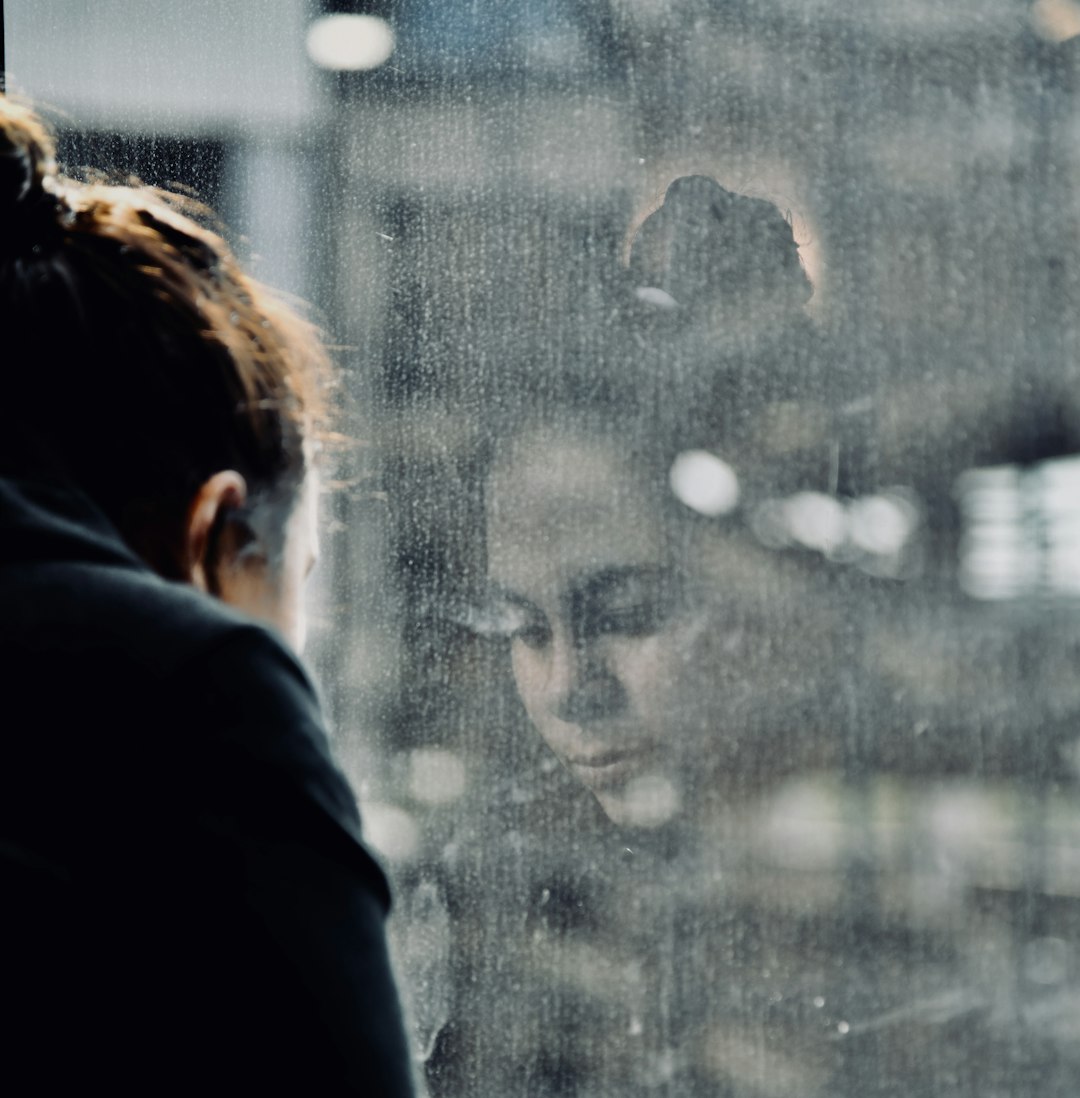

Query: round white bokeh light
(306, 14), (396, 72)
(669, 450), (740, 517)
(848, 493), (918, 557)
(409, 748), (467, 806)
(361, 802), (420, 862)
(784, 491), (847, 554)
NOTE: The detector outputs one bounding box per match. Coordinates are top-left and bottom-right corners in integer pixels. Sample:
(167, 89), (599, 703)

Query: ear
(184, 470), (249, 593)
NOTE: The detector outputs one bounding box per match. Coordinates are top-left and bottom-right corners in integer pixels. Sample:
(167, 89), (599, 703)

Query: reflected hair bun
(0, 98), (62, 252)
(629, 175), (812, 315)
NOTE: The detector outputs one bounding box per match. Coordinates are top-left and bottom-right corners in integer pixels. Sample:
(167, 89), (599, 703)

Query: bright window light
(306, 14), (396, 72)
(1031, 0), (1080, 43)
(669, 450), (740, 517)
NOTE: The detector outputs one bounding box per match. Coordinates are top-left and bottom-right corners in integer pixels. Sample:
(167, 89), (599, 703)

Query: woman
(482, 177), (853, 830)
(472, 179), (1080, 1096)
(0, 98), (413, 1095)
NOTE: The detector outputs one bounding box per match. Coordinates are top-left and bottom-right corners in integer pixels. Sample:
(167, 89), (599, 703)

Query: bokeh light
(306, 14), (396, 72)
(669, 450), (740, 517)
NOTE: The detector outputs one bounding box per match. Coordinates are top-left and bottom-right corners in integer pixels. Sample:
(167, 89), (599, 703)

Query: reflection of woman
(0, 100), (412, 1094)
(471, 180), (1080, 1096)
(483, 178), (848, 828)
(485, 404), (851, 828)
(469, 182), (887, 1095)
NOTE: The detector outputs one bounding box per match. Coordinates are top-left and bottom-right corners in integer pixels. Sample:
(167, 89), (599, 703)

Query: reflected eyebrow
(570, 565), (675, 604)
(485, 567), (675, 616)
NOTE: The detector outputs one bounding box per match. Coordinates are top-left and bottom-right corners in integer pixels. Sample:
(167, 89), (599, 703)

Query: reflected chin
(591, 772), (684, 829)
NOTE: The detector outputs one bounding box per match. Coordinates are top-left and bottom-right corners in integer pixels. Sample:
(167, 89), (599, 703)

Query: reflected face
(486, 429), (841, 824)
(487, 431), (756, 824)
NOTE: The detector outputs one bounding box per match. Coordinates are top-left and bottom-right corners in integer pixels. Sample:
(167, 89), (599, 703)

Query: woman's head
(0, 97), (328, 648)
(484, 420), (710, 827)
(479, 177), (864, 825)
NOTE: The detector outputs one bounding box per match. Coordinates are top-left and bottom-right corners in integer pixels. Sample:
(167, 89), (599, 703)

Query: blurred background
(9, 2), (1080, 1094)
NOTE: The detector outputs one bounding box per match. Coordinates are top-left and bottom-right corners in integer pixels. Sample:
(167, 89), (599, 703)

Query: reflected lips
(566, 746), (654, 789)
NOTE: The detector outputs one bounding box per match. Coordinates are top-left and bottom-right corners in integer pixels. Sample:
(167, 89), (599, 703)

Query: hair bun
(629, 175), (813, 315)
(0, 98), (61, 249)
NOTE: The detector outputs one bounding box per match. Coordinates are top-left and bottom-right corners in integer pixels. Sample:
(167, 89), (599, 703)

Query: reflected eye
(582, 601), (673, 639)
(578, 575), (685, 640)
(569, 567), (684, 641)
(512, 617), (553, 650)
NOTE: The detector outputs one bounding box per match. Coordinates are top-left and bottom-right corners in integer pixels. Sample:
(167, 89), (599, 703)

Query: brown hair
(0, 96), (330, 573)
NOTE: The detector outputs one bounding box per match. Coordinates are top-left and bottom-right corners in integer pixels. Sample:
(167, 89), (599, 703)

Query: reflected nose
(545, 630), (628, 724)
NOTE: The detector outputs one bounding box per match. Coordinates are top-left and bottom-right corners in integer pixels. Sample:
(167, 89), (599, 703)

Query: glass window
(9, 3), (1080, 1094)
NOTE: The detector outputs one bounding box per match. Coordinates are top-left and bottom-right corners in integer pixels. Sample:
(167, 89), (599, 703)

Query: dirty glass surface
(9, 2), (1080, 1095)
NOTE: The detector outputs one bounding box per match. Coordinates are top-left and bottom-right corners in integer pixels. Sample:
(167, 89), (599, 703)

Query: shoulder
(2, 554), (264, 668)
(179, 620), (363, 833)
(1, 557), (389, 906)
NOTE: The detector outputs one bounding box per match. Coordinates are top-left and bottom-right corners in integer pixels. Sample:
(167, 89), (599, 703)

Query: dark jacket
(0, 472), (414, 1095)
